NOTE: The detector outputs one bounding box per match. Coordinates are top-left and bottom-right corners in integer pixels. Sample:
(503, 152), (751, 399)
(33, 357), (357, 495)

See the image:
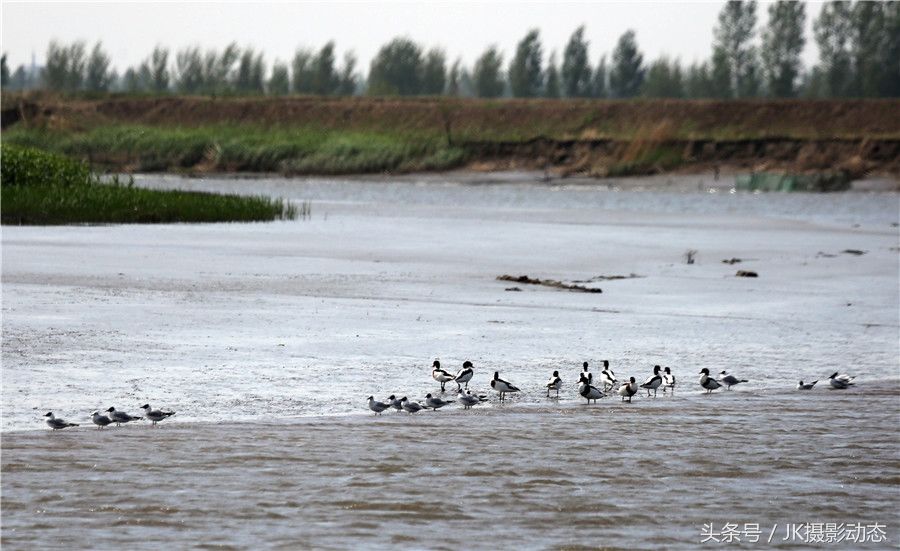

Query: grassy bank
(3, 94), (898, 176)
(4, 124), (466, 174)
(1, 144), (297, 224)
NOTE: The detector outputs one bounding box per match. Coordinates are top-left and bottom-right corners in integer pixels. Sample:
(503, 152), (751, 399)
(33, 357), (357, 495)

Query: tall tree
(447, 59), (461, 96)
(851, 1), (886, 97)
(761, 1), (806, 97)
(268, 62), (290, 95)
(65, 41), (87, 92)
(367, 38), (423, 95)
(813, 1), (854, 97)
(713, 0), (760, 97)
(292, 49), (315, 93)
(44, 41), (70, 91)
(710, 46), (733, 97)
(591, 55), (607, 98)
(1, 54), (9, 89)
(473, 46), (505, 98)
(236, 48), (265, 93)
(422, 48), (447, 95)
(337, 52), (358, 95)
(175, 46), (204, 93)
(203, 43), (239, 94)
(312, 42), (339, 95)
(85, 42), (112, 92)
(642, 57), (684, 97)
(609, 30), (645, 98)
(509, 29), (543, 97)
(146, 46), (170, 93)
(544, 52), (561, 98)
(122, 67), (142, 93)
(562, 26), (592, 97)
(458, 67), (475, 97)
(685, 61), (715, 98)
(881, 1), (900, 97)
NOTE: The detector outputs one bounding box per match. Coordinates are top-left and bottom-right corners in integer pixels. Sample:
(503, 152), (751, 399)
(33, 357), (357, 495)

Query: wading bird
(719, 371), (748, 390)
(828, 372), (855, 389)
(431, 360), (455, 392)
(44, 412), (79, 430)
(368, 396), (391, 415)
(578, 373), (605, 404)
(400, 397), (427, 413)
(106, 407), (143, 426)
(546, 370), (562, 397)
(641, 365), (663, 397)
(455, 361), (474, 390)
(699, 369), (722, 393)
(663, 367), (676, 394)
(600, 360), (617, 391)
(140, 404), (175, 426)
(490, 371), (520, 402)
(618, 377), (638, 402)
(424, 393), (454, 410)
(91, 410), (112, 429)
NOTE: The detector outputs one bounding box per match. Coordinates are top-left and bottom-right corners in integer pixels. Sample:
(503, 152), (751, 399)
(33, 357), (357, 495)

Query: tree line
(2, 1), (898, 99)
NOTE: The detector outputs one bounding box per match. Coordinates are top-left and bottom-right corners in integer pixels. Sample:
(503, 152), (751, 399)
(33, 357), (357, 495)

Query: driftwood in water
(736, 270), (759, 277)
(497, 275), (603, 293)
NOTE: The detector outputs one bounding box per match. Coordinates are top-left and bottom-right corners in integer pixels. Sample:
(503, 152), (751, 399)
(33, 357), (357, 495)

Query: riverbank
(3, 93), (899, 177)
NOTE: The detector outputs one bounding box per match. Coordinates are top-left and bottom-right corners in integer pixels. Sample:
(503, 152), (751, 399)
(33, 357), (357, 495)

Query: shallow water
(3, 391), (898, 549)
(2, 174), (899, 548)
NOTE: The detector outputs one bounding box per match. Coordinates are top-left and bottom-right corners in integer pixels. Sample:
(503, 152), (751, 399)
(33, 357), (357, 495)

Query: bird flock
(43, 404), (175, 431)
(367, 360), (859, 415)
(40, 366), (858, 429)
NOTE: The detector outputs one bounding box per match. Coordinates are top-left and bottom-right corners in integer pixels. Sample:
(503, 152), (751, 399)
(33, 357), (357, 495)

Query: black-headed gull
(719, 371), (748, 390)
(44, 412), (78, 430)
(828, 372), (855, 389)
(140, 404), (175, 426)
(91, 411), (112, 429)
(386, 395), (403, 411)
(424, 393), (454, 410)
(797, 380), (818, 390)
(106, 407), (143, 426)
(367, 396), (391, 415)
(458, 390), (481, 409)
(400, 397), (427, 413)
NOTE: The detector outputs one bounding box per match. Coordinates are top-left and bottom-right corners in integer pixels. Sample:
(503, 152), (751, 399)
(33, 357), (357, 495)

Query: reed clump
(1, 144), (297, 224)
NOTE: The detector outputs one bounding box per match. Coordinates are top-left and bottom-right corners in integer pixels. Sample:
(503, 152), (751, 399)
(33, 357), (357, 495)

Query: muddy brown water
(3, 389), (898, 550)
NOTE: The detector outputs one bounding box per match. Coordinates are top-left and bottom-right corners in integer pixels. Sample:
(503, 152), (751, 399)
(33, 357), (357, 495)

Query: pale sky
(2, 1), (823, 73)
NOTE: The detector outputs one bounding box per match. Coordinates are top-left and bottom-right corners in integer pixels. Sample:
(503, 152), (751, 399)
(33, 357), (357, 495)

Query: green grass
(607, 146), (685, 177)
(1, 144), (297, 225)
(2, 124), (465, 174)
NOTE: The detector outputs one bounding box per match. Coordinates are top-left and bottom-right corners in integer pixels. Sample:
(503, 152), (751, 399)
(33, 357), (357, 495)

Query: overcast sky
(2, 1), (823, 73)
